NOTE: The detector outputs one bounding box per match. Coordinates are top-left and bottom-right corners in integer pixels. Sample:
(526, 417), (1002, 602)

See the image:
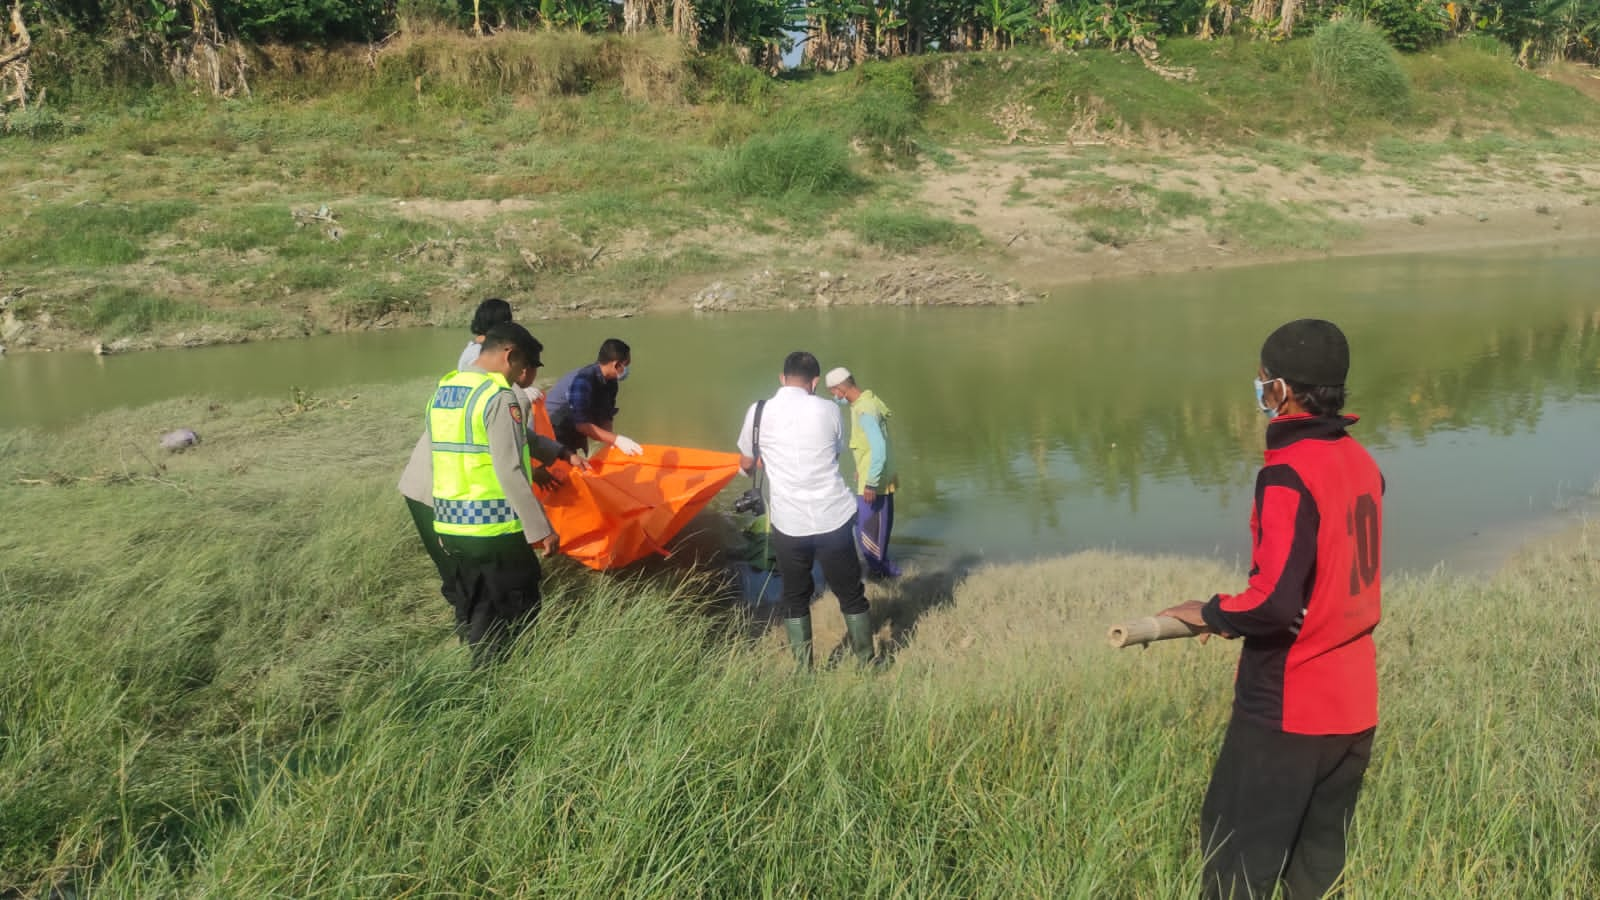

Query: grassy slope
(1, 34), (1597, 349)
(1, 383), (1597, 894)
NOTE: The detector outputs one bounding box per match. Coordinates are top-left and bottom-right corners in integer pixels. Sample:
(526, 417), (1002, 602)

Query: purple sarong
(855, 493), (900, 578)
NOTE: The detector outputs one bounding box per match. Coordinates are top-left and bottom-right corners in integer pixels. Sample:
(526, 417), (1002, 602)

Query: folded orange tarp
(537, 444), (744, 571)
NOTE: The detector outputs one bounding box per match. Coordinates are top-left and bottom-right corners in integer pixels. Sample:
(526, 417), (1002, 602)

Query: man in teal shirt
(826, 367), (901, 579)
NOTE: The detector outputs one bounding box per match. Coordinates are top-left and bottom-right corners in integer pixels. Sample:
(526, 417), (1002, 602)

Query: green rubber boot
(844, 612), (876, 667)
(784, 615), (813, 673)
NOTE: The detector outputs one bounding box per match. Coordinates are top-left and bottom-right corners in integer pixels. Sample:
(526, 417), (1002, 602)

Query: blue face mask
(834, 395), (848, 406)
(617, 364), (630, 382)
(1254, 377), (1282, 416)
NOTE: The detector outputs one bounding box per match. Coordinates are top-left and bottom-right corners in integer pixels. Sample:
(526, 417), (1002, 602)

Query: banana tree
(804, 0), (869, 70)
(974, 0), (1034, 48)
(1537, 0), (1600, 59)
(864, 0), (909, 56)
(1041, 0), (1091, 47)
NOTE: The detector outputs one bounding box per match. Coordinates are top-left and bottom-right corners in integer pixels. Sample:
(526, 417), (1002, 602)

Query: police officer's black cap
(484, 322), (544, 368)
(1260, 319), (1348, 387)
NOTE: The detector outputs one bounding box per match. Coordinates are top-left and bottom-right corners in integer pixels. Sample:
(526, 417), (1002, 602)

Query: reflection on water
(5, 244), (1600, 573)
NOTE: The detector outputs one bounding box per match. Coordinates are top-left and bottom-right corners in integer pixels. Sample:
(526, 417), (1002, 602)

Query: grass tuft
(849, 204), (982, 253)
(1214, 199), (1362, 250)
(1310, 19), (1413, 118)
(719, 129), (858, 199)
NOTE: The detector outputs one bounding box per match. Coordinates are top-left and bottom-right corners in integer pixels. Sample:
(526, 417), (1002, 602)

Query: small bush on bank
(1311, 19), (1412, 118)
(1, 105), (77, 140)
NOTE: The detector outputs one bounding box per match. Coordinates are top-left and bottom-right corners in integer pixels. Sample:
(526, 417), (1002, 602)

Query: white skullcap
(824, 367), (852, 389)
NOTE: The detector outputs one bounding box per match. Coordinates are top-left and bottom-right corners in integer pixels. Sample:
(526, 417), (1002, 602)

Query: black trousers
(770, 518), (868, 620)
(405, 498), (462, 607)
(439, 533), (543, 667)
(1201, 715), (1376, 900)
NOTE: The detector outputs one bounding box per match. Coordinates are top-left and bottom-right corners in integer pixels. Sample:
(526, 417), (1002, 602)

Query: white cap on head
(824, 367), (852, 389)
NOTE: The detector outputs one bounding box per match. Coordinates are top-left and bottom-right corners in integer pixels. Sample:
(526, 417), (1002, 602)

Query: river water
(6, 244), (1600, 574)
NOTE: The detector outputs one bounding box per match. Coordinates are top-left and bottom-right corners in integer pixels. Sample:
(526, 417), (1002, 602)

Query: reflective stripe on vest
(429, 370), (522, 538)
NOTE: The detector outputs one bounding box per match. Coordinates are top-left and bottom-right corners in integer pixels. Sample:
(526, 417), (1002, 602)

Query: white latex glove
(613, 435), (644, 456)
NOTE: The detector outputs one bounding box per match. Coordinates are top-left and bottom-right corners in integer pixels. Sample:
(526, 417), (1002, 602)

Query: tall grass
(2, 383), (1598, 894)
(718, 129), (858, 199)
(1311, 19), (1413, 119)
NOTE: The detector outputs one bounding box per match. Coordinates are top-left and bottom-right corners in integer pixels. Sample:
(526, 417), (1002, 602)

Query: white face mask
(1254, 376), (1284, 416)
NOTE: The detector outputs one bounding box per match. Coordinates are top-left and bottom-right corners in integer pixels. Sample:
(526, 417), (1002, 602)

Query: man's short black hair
(783, 351), (821, 381)
(597, 338), (631, 365)
(470, 298), (513, 336)
(481, 322), (543, 368)
(1283, 381), (1347, 417)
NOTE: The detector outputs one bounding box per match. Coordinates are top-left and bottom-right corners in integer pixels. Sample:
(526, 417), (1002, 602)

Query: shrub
(686, 51), (775, 106)
(2, 105), (76, 140)
(1366, 0), (1449, 52)
(1310, 18), (1412, 118)
(848, 63), (924, 162)
(720, 130), (857, 199)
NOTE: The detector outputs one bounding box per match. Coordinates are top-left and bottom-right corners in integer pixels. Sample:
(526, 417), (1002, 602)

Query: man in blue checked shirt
(547, 338), (643, 457)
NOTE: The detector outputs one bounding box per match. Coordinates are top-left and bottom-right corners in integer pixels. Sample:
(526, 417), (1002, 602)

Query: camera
(733, 487), (765, 516)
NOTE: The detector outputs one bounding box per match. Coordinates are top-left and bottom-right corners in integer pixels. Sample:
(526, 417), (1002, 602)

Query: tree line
(7, 0), (1600, 92)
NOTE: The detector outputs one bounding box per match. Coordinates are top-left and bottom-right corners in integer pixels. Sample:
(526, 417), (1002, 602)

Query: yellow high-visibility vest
(428, 370), (526, 538)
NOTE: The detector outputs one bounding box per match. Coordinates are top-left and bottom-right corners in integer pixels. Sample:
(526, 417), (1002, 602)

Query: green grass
(1314, 153), (1366, 174)
(80, 288), (213, 338)
(1213, 199), (1363, 251)
(0, 200), (197, 267)
(1069, 184), (1211, 246)
(1, 384), (1598, 894)
(851, 205), (983, 253)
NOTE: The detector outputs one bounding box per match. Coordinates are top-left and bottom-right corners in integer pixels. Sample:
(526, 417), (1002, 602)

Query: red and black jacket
(1201, 414), (1384, 736)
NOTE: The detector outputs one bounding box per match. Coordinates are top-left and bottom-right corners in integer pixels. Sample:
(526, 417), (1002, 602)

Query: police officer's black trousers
(1200, 715), (1375, 899)
(439, 533), (543, 668)
(770, 519), (868, 621)
(405, 498), (462, 607)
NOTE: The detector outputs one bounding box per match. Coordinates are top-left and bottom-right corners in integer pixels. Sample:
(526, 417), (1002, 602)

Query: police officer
(426, 322), (560, 666)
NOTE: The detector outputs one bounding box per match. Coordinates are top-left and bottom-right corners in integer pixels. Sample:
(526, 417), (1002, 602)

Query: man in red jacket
(1159, 319), (1383, 899)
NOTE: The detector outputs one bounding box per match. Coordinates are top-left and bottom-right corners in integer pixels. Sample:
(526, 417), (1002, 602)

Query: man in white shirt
(737, 351), (874, 670)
